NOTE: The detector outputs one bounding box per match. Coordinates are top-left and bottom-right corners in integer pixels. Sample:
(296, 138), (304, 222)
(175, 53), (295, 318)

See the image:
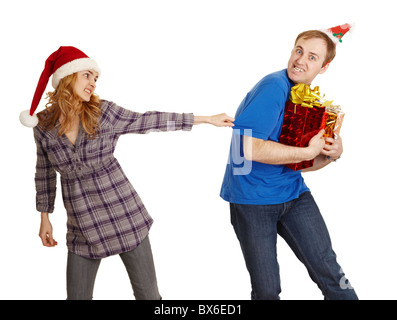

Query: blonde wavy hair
(37, 73), (101, 138)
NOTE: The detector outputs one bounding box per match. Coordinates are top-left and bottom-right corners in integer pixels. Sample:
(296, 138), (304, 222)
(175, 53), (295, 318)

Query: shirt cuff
(182, 113), (194, 131)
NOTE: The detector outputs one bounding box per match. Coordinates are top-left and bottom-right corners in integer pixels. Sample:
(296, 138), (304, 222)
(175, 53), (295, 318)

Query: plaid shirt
(34, 100), (194, 259)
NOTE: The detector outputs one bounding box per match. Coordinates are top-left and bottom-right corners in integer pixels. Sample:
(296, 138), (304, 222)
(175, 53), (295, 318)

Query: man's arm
(302, 136), (343, 172)
(302, 154), (331, 172)
(243, 129), (325, 165)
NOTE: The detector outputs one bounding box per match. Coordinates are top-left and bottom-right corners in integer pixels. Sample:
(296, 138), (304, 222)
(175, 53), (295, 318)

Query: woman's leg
(119, 236), (161, 300)
(66, 251), (101, 300)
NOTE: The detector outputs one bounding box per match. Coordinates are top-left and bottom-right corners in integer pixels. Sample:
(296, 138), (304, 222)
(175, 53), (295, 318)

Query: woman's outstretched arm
(194, 113), (235, 127)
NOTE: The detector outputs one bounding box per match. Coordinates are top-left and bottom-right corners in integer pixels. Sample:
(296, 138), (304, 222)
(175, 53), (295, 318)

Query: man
(220, 25), (358, 300)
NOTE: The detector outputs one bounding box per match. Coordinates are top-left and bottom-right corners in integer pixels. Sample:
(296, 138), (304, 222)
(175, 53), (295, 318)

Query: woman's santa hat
(322, 23), (353, 45)
(19, 46), (101, 128)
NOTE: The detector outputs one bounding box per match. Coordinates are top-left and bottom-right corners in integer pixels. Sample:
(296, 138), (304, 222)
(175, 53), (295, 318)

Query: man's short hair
(295, 30), (336, 66)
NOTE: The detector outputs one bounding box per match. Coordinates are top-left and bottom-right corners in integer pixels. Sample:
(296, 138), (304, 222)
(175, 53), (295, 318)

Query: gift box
(279, 100), (326, 171)
(322, 105), (345, 140)
(279, 83), (342, 171)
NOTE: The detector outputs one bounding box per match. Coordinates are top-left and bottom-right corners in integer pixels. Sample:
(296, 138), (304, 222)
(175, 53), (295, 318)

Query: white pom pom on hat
(20, 46), (101, 128)
(19, 110), (39, 128)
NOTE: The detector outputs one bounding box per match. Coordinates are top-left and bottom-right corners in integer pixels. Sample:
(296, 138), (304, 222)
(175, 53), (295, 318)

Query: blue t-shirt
(220, 69), (310, 205)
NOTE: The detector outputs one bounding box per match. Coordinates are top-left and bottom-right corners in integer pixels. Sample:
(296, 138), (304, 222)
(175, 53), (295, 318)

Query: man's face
(287, 37), (329, 85)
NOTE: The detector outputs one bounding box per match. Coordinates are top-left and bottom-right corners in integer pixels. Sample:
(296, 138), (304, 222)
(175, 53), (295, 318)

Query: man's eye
(310, 56), (316, 61)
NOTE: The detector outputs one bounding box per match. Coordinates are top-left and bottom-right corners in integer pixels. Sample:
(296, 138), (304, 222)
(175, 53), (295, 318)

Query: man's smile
(294, 65), (304, 72)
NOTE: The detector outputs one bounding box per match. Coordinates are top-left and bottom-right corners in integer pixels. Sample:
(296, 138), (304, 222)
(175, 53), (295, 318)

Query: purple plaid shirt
(34, 100), (194, 259)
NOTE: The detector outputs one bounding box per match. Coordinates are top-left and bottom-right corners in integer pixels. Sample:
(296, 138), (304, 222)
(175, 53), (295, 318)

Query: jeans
(230, 191), (358, 300)
(66, 236), (161, 300)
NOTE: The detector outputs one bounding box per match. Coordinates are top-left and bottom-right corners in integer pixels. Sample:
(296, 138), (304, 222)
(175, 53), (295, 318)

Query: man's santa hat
(322, 23), (353, 45)
(19, 46), (101, 128)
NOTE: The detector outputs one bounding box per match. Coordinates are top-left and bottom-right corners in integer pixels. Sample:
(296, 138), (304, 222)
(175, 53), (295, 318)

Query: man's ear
(320, 60), (331, 74)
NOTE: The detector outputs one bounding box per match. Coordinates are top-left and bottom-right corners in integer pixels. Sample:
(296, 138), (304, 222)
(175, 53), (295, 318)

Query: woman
(20, 46), (234, 300)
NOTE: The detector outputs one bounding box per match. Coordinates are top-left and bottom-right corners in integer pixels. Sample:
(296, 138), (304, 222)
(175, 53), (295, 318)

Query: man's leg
(278, 191), (358, 300)
(230, 202), (282, 300)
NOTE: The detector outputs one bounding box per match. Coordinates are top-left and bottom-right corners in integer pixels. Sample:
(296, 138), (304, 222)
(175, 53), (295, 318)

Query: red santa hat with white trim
(19, 46), (101, 127)
(322, 23), (354, 45)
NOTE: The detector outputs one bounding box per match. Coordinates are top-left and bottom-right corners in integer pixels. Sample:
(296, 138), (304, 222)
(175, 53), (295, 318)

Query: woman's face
(74, 70), (98, 102)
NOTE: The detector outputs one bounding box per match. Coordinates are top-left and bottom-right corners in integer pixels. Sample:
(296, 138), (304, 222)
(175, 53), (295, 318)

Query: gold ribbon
(290, 83), (333, 109)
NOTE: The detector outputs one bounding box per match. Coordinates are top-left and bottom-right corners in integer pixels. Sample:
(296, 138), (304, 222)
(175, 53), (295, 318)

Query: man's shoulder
(257, 69), (291, 91)
(248, 69), (292, 101)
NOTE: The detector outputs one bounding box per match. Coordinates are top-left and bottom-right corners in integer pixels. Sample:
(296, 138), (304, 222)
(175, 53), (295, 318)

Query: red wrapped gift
(279, 83), (330, 171)
(279, 101), (326, 171)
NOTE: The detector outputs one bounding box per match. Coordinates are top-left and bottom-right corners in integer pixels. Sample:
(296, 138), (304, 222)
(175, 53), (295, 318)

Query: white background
(0, 0), (395, 300)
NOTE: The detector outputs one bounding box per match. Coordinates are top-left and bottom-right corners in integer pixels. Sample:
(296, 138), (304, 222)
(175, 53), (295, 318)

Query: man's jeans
(230, 191), (358, 300)
(66, 236), (161, 300)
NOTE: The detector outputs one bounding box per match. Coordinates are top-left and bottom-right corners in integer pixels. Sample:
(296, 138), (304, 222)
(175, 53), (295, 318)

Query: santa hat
(322, 23), (353, 45)
(19, 46), (101, 128)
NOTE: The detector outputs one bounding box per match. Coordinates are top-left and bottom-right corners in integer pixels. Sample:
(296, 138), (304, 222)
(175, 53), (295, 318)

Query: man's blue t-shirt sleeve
(233, 82), (288, 141)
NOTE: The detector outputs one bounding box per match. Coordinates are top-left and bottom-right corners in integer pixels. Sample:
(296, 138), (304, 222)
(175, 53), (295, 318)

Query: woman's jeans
(66, 236), (161, 300)
(230, 191), (358, 300)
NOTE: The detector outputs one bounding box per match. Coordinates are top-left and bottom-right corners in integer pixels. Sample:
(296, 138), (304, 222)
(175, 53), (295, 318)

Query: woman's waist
(60, 157), (118, 181)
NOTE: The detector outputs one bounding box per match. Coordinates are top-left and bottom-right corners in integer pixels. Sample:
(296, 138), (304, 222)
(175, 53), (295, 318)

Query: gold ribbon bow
(290, 83), (333, 109)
